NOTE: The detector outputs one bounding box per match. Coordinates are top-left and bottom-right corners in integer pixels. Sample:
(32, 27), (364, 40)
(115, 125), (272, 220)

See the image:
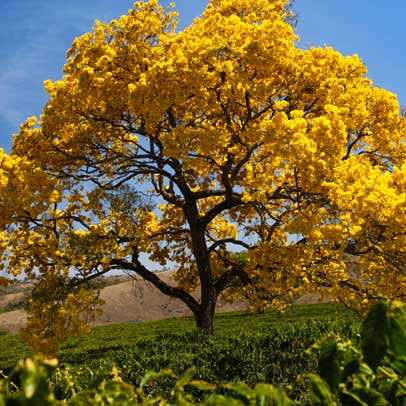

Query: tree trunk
(188, 220), (217, 335)
(196, 285), (217, 335)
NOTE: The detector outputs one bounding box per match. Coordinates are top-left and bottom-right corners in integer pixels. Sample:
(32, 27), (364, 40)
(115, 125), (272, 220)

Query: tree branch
(208, 238), (253, 253)
(110, 257), (201, 315)
(214, 264), (252, 295)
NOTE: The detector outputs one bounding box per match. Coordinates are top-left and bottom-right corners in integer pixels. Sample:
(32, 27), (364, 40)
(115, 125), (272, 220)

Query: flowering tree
(1, 0), (406, 353)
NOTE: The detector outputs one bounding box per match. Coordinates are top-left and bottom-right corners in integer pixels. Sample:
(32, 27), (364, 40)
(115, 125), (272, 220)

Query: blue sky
(1, 0), (405, 153)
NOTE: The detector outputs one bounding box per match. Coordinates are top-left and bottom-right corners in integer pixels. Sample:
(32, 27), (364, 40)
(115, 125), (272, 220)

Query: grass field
(0, 303), (364, 404)
(1, 300), (404, 406)
(0, 303), (361, 397)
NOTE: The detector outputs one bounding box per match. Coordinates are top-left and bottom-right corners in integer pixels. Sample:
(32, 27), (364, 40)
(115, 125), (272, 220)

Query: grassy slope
(0, 303), (362, 405)
(0, 303), (358, 370)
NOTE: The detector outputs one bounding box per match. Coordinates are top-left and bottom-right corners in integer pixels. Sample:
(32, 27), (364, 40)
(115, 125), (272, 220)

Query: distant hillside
(0, 268), (333, 334)
(0, 271), (247, 334)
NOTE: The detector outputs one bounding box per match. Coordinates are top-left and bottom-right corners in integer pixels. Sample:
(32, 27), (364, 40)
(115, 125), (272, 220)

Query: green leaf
(341, 387), (389, 406)
(204, 393), (242, 405)
(223, 382), (253, 398)
(139, 369), (175, 388)
(390, 357), (406, 375)
(253, 384), (293, 406)
(188, 380), (217, 391)
(340, 390), (368, 406)
(387, 303), (406, 359)
(21, 373), (40, 399)
(306, 374), (335, 406)
(318, 338), (341, 392)
(361, 302), (389, 370)
(176, 367), (196, 388)
(341, 359), (361, 381)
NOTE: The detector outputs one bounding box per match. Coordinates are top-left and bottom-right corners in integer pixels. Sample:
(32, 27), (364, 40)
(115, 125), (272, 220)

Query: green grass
(0, 303), (359, 370)
(70, 302), (355, 348)
(0, 303), (361, 404)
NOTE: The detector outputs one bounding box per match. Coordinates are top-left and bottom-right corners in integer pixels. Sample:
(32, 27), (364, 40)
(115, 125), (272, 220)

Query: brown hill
(0, 271), (248, 334)
(95, 271), (248, 325)
(0, 269), (333, 335)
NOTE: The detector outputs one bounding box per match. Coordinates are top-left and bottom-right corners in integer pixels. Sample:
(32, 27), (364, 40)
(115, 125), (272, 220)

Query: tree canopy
(2, 0), (406, 354)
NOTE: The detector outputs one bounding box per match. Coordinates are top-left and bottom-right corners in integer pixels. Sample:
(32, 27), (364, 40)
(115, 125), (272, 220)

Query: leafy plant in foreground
(2, 301), (406, 405)
(308, 300), (406, 405)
